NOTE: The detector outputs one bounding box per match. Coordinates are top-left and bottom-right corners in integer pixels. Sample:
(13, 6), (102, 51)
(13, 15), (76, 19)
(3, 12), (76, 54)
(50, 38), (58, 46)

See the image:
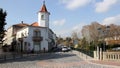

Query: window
(33, 41), (41, 52)
(41, 15), (44, 20)
(33, 30), (41, 37)
(24, 42), (27, 51)
(34, 42), (40, 45)
(18, 43), (20, 46)
(21, 33), (24, 37)
(24, 42), (27, 46)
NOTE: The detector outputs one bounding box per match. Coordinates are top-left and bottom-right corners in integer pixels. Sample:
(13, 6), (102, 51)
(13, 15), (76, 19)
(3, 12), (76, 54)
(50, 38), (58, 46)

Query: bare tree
(81, 22), (102, 43)
(71, 31), (78, 40)
(82, 21), (120, 46)
(104, 24), (120, 45)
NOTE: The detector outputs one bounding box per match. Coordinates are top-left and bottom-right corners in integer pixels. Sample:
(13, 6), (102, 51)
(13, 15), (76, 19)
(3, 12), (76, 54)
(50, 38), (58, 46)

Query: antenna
(43, 0), (45, 4)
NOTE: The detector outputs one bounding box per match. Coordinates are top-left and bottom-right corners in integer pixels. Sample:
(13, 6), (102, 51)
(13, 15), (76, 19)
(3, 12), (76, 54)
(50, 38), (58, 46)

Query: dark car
(51, 47), (62, 52)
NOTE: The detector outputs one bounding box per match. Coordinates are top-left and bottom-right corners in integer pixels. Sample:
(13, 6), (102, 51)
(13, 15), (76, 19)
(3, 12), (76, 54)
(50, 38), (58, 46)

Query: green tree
(65, 37), (72, 46)
(0, 8), (7, 45)
(56, 36), (64, 45)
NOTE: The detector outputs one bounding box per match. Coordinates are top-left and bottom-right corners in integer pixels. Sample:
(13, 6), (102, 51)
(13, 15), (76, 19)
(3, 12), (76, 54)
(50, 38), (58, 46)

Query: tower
(38, 1), (50, 27)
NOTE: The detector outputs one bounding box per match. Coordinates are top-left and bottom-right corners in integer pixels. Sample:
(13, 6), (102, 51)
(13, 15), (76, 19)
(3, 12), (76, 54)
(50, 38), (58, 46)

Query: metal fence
(73, 48), (94, 57)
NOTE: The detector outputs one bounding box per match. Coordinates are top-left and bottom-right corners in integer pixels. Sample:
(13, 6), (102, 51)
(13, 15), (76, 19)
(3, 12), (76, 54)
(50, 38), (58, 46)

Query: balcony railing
(32, 36), (43, 41)
(18, 38), (23, 41)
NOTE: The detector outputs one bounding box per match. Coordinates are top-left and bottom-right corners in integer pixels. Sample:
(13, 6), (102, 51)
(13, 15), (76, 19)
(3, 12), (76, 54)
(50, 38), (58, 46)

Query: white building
(4, 2), (56, 52)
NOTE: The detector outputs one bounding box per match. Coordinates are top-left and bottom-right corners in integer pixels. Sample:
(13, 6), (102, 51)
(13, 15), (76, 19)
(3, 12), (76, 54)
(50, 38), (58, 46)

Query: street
(0, 52), (115, 68)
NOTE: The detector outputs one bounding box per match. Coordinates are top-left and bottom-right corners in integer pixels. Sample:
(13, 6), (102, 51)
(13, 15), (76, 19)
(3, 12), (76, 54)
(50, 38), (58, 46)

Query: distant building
(4, 22), (29, 46)
(4, 2), (56, 52)
(105, 36), (120, 45)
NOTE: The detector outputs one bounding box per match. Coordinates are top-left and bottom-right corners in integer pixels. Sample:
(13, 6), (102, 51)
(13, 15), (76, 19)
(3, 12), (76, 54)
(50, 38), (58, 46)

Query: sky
(0, 0), (120, 37)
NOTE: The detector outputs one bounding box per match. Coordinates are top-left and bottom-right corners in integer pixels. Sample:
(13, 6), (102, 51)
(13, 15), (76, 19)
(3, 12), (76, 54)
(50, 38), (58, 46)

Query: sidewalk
(89, 60), (120, 67)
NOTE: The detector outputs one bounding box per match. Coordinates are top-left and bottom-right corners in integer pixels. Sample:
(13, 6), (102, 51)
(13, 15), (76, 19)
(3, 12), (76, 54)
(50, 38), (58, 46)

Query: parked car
(62, 46), (71, 52)
(62, 47), (68, 52)
(112, 47), (120, 51)
(51, 47), (62, 52)
(67, 47), (71, 51)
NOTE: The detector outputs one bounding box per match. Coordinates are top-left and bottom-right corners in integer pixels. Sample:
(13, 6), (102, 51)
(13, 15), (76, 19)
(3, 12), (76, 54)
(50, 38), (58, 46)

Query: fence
(72, 50), (93, 60)
(94, 51), (120, 61)
(103, 52), (120, 61)
(73, 48), (94, 57)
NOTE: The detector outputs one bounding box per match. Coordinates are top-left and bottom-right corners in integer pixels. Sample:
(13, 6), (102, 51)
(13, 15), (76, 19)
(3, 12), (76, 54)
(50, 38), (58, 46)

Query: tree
(65, 37), (72, 46)
(81, 22), (120, 50)
(81, 22), (102, 44)
(103, 24), (120, 46)
(56, 36), (64, 45)
(81, 37), (88, 49)
(0, 8), (7, 45)
(71, 31), (78, 40)
(108, 24), (120, 39)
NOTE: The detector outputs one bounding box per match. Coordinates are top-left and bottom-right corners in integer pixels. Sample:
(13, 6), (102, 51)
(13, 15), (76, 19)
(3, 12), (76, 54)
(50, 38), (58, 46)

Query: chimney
(21, 21), (23, 24)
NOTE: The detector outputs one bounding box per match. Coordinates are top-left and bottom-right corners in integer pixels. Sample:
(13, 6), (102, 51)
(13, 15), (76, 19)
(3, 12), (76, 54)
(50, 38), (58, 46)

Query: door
(34, 42), (41, 52)
(34, 45), (39, 52)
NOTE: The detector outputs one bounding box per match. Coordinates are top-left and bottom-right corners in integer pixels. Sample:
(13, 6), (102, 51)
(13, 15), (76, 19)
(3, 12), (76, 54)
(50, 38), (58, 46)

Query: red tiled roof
(40, 3), (48, 12)
(31, 22), (39, 26)
(14, 23), (29, 27)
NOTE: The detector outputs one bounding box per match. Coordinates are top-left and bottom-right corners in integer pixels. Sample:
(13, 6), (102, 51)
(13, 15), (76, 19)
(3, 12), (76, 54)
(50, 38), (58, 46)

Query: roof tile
(31, 22), (39, 26)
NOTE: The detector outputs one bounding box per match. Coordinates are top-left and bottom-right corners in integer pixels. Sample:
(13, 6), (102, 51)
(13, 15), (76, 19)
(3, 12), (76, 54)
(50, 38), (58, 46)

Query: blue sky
(0, 0), (120, 37)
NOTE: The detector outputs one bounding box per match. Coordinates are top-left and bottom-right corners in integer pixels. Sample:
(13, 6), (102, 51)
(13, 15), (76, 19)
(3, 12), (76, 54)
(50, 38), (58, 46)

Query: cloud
(55, 29), (71, 37)
(102, 14), (120, 25)
(95, 0), (118, 13)
(56, 14), (120, 37)
(60, 0), (92, 10)
(54, 22), (87, 37)
(53, 19), (66, 26)
(72, 22), (87, 31)
(72, 24), (82, 31)
(72, 22), (88, 37)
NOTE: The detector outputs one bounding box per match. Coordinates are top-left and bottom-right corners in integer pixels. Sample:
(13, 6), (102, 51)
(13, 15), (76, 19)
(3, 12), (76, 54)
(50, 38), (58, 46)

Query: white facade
(4, 26), (14, 45)
(38, 12), (50, 27)
(16, 26), (56, 52)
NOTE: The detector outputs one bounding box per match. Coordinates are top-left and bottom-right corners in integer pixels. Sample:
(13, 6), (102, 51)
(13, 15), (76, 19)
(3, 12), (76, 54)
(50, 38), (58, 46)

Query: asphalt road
(0, 52), (115, 68)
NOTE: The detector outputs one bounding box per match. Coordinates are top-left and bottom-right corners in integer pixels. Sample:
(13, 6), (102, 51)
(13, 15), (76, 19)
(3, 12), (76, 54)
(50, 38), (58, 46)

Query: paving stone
(0, 52), (115, 68)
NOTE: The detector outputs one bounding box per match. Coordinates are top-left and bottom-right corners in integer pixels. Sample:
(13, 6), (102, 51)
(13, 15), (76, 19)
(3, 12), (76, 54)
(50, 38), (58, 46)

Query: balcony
(18, 38), (23, 41)
(32, 36), (43, 41)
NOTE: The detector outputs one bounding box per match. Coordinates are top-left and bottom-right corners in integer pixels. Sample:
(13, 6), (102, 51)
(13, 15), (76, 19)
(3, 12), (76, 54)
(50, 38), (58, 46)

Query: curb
(87, 60), (120, 68)
(72, 50), (120, 68)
